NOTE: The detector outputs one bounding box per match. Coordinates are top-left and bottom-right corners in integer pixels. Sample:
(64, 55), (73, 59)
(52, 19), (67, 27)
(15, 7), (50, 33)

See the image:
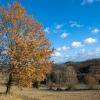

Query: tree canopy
(0, 1), (53, 90)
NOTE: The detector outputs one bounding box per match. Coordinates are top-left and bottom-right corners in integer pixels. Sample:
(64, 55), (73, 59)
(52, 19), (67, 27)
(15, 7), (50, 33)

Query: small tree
(65, 66), (78, 89)
(0, 2), (53, 94)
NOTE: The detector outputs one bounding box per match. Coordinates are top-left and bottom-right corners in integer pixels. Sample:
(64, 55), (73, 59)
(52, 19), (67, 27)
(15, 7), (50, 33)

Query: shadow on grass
(0, 92), (5, 95)
(37, 87), (100, 92)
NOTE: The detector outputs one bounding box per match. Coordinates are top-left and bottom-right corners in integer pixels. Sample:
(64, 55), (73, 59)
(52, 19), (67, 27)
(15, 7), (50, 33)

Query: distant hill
(53, 58), (100, 71)
(52, 58), (100, 84)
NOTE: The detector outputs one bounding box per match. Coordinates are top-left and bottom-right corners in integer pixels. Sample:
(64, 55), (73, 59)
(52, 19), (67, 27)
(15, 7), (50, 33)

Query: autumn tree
(0, 2), (53, 94)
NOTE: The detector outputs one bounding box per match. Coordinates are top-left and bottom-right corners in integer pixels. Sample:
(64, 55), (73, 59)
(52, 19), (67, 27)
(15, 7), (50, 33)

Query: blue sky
(0, 0), (100, 63)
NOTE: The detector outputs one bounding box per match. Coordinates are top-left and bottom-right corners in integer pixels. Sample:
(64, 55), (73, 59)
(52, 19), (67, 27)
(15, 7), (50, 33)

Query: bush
(88, 84), (100, 90)
(32, 80), (39, 88)
(65, 84), (73, 90)
(56, 87), (62, 91)
(72, 84), (89, 90)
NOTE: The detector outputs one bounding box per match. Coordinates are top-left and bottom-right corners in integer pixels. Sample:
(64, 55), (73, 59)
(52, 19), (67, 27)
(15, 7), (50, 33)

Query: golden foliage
(0, 1), (53, 87)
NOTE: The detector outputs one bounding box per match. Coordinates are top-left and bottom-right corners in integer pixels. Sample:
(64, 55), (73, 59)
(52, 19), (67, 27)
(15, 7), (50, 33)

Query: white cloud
(69, 21), (83, 28)
(76, 49), (86, 57)
(57, 48), (62, 51)
(57, 37), (97, 53)
(71, 41), (83, 48)
(57, 46), (70, 51)
(80, 48), (100, 58)
(81, 0), (100, 5)
(53, 47), (100, 63)
(55, 24), (62, 30)
(91, 28), (100, 34)
(62, 46), (70, 51)
(61, 32), (69, 38)
(44, 27), (50, 34)
(53, 51), (61, 57)
(55, 23), (67, 30)
(84, 37), (97, 44)
(65, 55), (70, 59)
(57, 37), (97, 52)
(64, 47), (100, 62)
(95, 47), (100, 52)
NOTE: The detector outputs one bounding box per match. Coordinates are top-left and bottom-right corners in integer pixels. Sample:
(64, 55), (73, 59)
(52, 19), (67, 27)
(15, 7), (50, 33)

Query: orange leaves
(8, 4), (14, 19)
(11, 64), (36, 87)
(1, 7), (9, 19)
(1, 1), (53, 88)
(33, 20), (42, 33)
(14, 2), (20, 9)
(13, 2), (26, 19)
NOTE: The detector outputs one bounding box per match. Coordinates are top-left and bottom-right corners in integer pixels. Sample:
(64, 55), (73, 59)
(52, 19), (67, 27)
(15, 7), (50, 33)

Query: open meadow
(0, 85), (100, 100)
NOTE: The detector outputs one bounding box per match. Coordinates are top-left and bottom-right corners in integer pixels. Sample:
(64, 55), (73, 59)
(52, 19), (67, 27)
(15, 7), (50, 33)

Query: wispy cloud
(71, 41), (83, 48)
(57, 37), (97, 52)
(66, 47), (100, 60)
(61, 32), (69, 38)
(44, 23), (67, 34)
(53, 51), (61, 57)
(53, 47), (100, 63)
(91, 28), (100, 34)
(57, 46), (70, 51)
(69, 21), (83, 28)
(81, 0), (100, 5)
(44, 27), (50, 34)
(55, 24), (63, 30)
(71, 37), (97, 48)
(70, 37), (97, 49)
(55, 23), (67, 30)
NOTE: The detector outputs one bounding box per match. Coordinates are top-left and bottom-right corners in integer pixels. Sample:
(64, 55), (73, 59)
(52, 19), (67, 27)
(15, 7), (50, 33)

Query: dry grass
(0, 85), (100, 100)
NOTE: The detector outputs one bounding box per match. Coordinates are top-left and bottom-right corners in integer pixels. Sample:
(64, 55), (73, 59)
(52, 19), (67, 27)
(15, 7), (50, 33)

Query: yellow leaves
(11, 60), (17, 65)
(13, 2), (26, 19)
(11, 64), (36, 87)
(33, 21), (42, 33)
(1, 7), (9, 19)
(14, 2), (20, 9)
(1, 1), (53, 88)
(8, 4), (14, 19)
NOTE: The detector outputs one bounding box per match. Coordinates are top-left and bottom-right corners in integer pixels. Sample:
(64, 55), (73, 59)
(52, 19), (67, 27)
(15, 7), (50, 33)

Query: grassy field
(0, 85), (100, 100)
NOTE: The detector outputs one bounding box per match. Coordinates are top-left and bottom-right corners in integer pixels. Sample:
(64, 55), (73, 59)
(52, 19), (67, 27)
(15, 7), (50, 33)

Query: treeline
(39, 59), (100, 90)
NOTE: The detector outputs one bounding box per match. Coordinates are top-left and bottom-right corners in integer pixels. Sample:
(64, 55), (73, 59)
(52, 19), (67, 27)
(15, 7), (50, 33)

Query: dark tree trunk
(5, 73), (12, 95)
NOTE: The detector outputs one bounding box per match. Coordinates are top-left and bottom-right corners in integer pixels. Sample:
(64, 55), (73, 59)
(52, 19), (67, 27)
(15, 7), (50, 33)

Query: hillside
(52, 58), (100, 84)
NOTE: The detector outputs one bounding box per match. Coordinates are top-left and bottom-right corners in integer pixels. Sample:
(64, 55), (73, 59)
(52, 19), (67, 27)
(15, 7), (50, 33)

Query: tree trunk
(5, 74), (12, 95)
